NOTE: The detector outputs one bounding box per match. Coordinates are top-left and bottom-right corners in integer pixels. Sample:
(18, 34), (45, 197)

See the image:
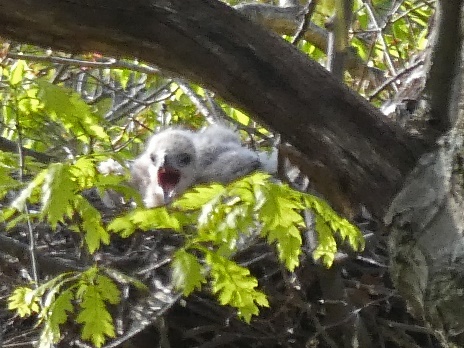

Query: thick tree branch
(0, 0), (426, 217)
(0, 136), (55, 163)
(427, 0), (464, 132)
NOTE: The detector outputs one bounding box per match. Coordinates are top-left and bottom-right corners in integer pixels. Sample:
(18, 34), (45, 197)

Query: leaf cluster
(7, 266), (125, 348)
(109, 172), (364, 322)
(2, 49), (364, 346)
(1, 60), (116, 157)
(3, 155), (137, 253)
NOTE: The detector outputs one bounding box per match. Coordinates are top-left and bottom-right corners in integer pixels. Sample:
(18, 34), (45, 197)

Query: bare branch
(235, 2), (370, 76)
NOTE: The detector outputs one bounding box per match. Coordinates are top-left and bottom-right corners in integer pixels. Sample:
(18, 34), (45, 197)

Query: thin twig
(291, 0), (318, 45)
(14, 113), (39, 285)
(6, 52), (161, 75)
(175, 79), (217, 123)
(362, 0), (398, 90)
(377, 318), (433, 335)
(368, 59), (424, 101)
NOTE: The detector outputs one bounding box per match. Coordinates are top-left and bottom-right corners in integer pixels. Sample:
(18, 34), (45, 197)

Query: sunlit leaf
(172, 249), (206, 295)
(9, 60), (27, 86)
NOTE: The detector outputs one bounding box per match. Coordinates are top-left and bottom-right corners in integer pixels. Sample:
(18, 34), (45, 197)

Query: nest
(0, 190), (442, 348)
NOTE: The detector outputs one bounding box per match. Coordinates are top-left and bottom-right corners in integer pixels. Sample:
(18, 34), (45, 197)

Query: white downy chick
(132, 129), (197, 208)
(132, 125), (276, 208)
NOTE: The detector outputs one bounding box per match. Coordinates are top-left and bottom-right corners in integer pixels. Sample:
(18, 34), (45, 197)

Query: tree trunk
(386, 131), (464, 345)
(385, 2), (464, 344)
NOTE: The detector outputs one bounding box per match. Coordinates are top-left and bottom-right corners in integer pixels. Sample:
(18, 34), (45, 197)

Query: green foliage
(7, 266), (124, 348)
(105, 172), (364, 322)
(108, 206), (184, 237)
(305, 195), (365, 267)
(206, 250), (269, 323)
(0, 151), (22, 200)
(8, 287), (40, 317)
(75, 196), (111, 254)
(37, 80), (110, 145)
(7, 155), (131, 253)
(39, 289), (74, 347)
(123, 172), (364, 321)
(172, 249), (206, 295)
(1, 28), (375, 343)
(256, 178), (305, 270)
(76, 269), (120, 347)
(9, 60), (27, 86)
(1, 59), (116, 159)
(41, 163), (77, 227)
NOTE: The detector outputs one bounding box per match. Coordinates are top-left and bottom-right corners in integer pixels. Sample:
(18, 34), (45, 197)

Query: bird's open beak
(157, 166), (181, 204)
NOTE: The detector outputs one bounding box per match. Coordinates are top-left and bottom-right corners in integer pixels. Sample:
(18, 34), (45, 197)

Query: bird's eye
(177, 153), (192, 166)
(150, 153), (157, 163)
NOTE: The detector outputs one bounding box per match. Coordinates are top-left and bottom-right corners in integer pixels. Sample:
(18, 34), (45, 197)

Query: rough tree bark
(1, 0), (464, 344)
(385, 2), (464, 345)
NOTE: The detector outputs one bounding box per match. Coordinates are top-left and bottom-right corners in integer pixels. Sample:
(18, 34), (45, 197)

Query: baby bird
(131, 125), (272, 208)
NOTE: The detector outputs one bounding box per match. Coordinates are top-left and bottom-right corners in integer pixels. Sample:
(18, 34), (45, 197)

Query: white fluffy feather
(131, 125), (276, 207)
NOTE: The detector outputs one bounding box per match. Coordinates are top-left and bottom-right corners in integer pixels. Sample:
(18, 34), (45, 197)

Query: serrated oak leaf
(206, 252), (268, 323)
(41, 163), (77, 228)
(8, 287), (40, 317)
(173, 184), (225, 210)
(74, 196), (109, 253)
(76, 284), (116, 347)
(172, 249), (206, 295)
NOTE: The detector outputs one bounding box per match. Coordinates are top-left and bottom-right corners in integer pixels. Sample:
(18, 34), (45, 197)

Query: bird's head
(145, 130), (197, 204)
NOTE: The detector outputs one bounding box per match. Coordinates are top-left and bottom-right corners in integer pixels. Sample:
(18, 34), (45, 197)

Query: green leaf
(0, 166), (20, 199)
(37, 79), (109, 144)
(108, 207), (182, 237)
(132, 207), (182, 230)
(9, 60), (27, 86)
(305, 195), (364, 267)
(173, 184), (225, 210)
(256, 181), (303, 270)
(206, 251), (269, 323)
(74, 196), (110, 253)
(259, 185), (304, 229)
(312, 215), (338, 267)
(71, 157), (98, 189)
(7, 267), (123, 348)
(268, 225), (302, 271)
(18, 85), (42, 114)
(76, 285), (116, 347)
(195, 198), (254, 255)
(172, 249), (206, 295)
(107, 215), (137, 238)
(8, 287), (40, 317)
(111, 68), (132, 90)
(232, 109), (251, 126)
(41, 163), (76, 228)
(95, 274), (121, 305)
(76, 269), (120, 347)
(11, 168), (48, 211)
(40, 289), (74, 346)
